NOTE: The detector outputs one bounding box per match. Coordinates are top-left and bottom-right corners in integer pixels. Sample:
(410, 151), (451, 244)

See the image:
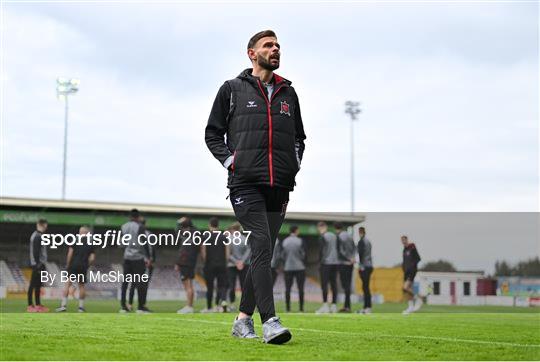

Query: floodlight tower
(345, 101), (361, 214)
(56, 77), (80, 200)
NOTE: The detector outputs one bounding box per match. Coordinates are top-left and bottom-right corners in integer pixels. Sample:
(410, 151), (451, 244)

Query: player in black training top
(56, 226), (96, 312)
(128, 217), (156, 312)
(27, 218), (49, 313)
(401, 235), (422, 314)
(201, 217), (229, 313)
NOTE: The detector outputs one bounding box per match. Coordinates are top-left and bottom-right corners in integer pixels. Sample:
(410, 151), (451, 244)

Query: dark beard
(258, 56), (279, 71)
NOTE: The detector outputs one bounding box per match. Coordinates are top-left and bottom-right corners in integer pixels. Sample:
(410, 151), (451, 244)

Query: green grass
(1, 300), (539, 360)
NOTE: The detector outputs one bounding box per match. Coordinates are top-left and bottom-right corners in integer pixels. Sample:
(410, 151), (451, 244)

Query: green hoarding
(0, 210), (320, 236)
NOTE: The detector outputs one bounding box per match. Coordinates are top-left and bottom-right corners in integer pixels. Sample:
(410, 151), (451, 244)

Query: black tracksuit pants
(121, 259), (146, 309)
(230, 185), (289, 323)
(320, 264), (339, 304)
(129, 265), (153, 306)
(360, 266), (373, 309)
(284, 270), (305, 312)
(27, 265), (44, 306)
(204, 265), (228, 309)
(227, 266), (247, 303)
(338, 264), (353, 309)
(271, 268), (278, 287)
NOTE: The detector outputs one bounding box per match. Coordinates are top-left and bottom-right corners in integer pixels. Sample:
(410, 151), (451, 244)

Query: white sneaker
(176, 305), (194, 314)
(402, 307), (413, 315)
(330, 303), (338, 313)
(200, 308), (213, 313)
(413, 298), (423, 312)
(55, 306), (67, 312)
(315, 303), (330, 314)
(363, 308), (372, 314)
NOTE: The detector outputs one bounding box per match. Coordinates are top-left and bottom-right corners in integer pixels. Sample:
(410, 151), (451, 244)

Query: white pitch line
(175, 317), (540, 349)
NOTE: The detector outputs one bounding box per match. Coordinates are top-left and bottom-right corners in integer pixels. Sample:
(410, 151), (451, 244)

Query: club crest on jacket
(280, 101), (291, 116)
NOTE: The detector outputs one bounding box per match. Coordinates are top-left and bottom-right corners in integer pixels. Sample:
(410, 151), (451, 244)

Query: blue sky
(2, 2), (538, 213)
(1, 1), (538, 271)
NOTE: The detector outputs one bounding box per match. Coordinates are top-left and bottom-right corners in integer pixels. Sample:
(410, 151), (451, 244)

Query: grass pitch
(1, 299), (539, 360)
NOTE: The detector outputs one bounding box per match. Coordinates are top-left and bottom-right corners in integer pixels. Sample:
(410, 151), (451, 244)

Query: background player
(335, 222), (355, 313)
(175, 216), (200, 314)
(119, 209), (151, 313)
(128, 217), (155, 312)
(27, 218), (49, 313)
(401, 235), (422, 314)
(227, 222), (250, 312)
(316, 221), (339, 314)
(201, 217), (229, 313)
(357, 226), (373, 314)
(281, 225), (306, 312)
(56, 226), (96, 312)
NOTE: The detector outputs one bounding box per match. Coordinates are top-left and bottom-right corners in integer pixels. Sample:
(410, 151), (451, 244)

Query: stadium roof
(0, 197), (364, 237)
(0, 197), (364, 223)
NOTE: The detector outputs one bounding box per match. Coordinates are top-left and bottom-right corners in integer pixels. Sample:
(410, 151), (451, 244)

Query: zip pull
(225, 193), (230, 200)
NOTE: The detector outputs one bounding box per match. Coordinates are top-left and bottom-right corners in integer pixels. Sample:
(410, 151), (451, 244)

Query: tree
(421, 259), (456, 272)
(514, 257), (540, 277)
(495, 260), (513, 276)
(495, 258), (540, 277)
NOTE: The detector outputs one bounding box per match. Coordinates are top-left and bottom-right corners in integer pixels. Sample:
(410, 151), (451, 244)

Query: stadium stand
(6, 262), (27, 292)
(0, 260), (20, 291)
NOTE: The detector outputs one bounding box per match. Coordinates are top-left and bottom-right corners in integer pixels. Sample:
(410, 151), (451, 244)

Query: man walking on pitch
(335, 222), (355, 313)
(281, 225), (307, 312)
(205, 30), (306, 344)
(357, 227), (373, 314)
(316, 221), (339, 314)
(27, 218), (49, 312)
(56, 226), (96, 312)
(401, 235), (422, 314)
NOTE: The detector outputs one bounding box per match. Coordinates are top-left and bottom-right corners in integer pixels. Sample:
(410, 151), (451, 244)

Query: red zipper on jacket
(231, 150), (236, 173)
(256, 79), (285, 187)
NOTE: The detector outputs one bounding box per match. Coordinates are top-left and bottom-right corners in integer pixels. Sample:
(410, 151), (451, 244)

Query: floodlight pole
(57, 77), (79, 200)
(350, 117), (354, 214)
(62, 96), (69, 200)
(345, 101), (361, 215)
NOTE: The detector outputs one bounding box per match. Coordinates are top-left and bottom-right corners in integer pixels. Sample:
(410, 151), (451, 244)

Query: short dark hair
(178, 216), (193, 229)
(129, 208), (140, 219)
(317, 221), (327, 228)
(247, 30), (277, 49)
(290, 225), (299, 234)
(359, 227), (366, 233)
(334, 222), (343, 230)
(209, 217), (219, 228)
(37, 218), (47, 225)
